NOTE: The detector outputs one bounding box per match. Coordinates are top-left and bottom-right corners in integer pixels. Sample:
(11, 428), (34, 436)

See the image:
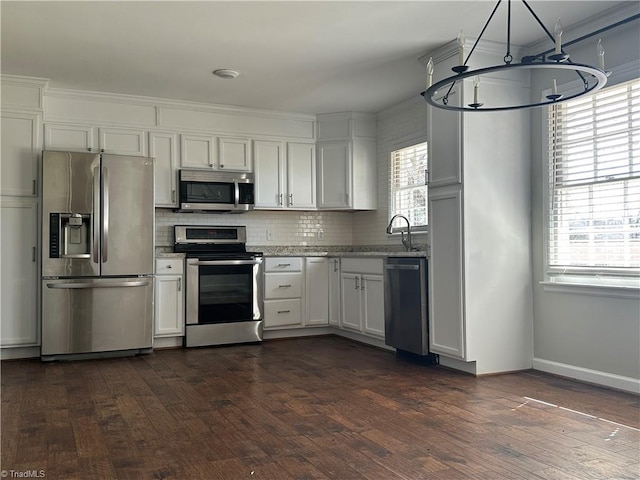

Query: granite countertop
(155, 245), (428, 258)
(251, 245), (429, 258)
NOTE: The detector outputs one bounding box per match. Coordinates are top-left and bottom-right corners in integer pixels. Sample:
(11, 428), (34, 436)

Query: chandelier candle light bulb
(473, 76), (480, 103)
(552, 79), (558, 95)
(597, 39), (605, 70)
(426, 57), (434, 88)
(554, 18), (563, 55)
(457, 30), (465, 65)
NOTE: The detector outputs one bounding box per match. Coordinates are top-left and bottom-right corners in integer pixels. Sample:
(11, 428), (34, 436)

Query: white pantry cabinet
(316, 112), (377, 210)
(1, 111), (40, 197)
(1, 198), (39, 347)
(340, 258), (384, 338)
(305, 257), (328, 326)
(44, 123), (147, 156)
(149, 131), (179, 207)
(154, 259), (184, 338)
(426, 40), (533, 374)
(254, 140), (315, 209)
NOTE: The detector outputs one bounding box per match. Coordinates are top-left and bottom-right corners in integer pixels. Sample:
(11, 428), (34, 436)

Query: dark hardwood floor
(1, 336), (638, 479)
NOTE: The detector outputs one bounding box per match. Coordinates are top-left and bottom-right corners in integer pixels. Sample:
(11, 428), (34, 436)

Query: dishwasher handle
(384, 264), (420, 271)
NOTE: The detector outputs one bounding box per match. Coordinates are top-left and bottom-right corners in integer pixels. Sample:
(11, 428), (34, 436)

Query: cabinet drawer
(264, 257), (302, 272)
(264, 272), (302, 299)
(156, 258), (184, 275)
(341, 258), (383, 275)
(264, 299), (302, 328)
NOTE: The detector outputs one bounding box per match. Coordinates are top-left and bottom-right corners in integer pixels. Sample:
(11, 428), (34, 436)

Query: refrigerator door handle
(102, 166), (109, 263)
(92, 166), (100, 263)
(47, 280), (151, 289)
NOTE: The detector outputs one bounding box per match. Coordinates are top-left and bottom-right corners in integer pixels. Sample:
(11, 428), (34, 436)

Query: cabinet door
(428, 86), (462, 187)
(305, 258), (328, 326)
(317, 141), (350, 208)
(428, 186), (465, 358)
(362, 274), (384, 338)
(99, 128), (147, 156)
(287, 142), (316, 209)
(328, 258), (341, 326)
(2, 112), (40, 196)
(1, 198), (38, 347)
(44, 123), (96, 152)
(254, 140), (284, 208)
(149, 132), (178, 207)
(154, 274), (184, 337)
(218, 136), (251, 171)
(340, 273), (362, 331)
(181, 134), (216, 169)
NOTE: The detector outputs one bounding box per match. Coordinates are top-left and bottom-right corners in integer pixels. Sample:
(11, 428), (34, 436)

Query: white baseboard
(1, 346), (39, 360)
(533, 358), (640, 394)
(153, 336), (183, 349)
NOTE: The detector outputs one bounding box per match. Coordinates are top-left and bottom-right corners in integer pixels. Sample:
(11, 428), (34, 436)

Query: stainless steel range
(174, 225), (263, 347)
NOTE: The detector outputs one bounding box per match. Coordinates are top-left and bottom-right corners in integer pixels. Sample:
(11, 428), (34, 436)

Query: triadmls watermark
(1, 470), (46, 478)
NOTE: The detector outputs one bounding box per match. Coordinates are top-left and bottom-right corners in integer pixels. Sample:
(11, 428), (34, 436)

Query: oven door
(186, 258), (263, 325)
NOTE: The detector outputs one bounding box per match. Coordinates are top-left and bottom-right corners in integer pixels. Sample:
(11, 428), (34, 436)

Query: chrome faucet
(386, 214), (415, 252)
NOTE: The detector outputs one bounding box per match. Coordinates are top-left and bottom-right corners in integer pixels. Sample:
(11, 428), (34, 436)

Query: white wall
(352, 95), (429, 247)
(529, 7), (640, 390)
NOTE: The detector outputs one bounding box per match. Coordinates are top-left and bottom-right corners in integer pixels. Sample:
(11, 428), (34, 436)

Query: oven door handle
(190, 259), (263, 266)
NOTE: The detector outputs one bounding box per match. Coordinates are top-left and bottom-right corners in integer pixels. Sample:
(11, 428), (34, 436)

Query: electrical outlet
(317, 230), (324, 240)
(266, 229), (273, 241)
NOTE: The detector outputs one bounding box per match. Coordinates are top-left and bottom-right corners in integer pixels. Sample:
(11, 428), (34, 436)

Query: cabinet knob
(101, 149), (105, 153)
(220, 164), (224, 168)
(208, 163), (214, 167)
(88, 148), (93, 152)
(167, 265), (172, 269)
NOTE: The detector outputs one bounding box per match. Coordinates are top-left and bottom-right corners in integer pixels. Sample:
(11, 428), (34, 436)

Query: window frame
(388, 137), (429, 234)
(543, 62), (640, 291)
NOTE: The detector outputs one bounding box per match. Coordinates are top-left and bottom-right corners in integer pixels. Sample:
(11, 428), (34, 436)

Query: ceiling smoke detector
(212, 69), (240, 79)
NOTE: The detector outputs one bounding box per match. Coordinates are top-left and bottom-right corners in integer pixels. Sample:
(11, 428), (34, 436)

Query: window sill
(540, 281), (640, 300)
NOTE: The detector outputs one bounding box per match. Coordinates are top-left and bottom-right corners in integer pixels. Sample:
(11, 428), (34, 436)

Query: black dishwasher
(384, 257), (433, 358)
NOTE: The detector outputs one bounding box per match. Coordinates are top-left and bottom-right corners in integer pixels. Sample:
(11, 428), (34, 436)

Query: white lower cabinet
(1, 198), (39, 347)
(263, 257), (303, 329)
(328, 258), (341, 327)
(305, 257), (328, 326)
(154, 259), (184, 338)
(339, 258), (384, 338)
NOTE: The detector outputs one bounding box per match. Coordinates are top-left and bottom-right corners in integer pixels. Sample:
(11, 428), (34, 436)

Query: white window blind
(548, 78), (640, 276)
(389, 142), (428, 231)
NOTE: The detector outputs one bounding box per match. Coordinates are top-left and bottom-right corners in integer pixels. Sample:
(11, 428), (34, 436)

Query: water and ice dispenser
(49, 213), (91, 258)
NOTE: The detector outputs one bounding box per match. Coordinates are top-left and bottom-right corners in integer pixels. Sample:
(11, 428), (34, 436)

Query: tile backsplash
(155, 208), (354, 247)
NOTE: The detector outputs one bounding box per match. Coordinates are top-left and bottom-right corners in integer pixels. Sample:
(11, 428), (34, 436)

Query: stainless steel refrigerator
(41, 150), (154, 359)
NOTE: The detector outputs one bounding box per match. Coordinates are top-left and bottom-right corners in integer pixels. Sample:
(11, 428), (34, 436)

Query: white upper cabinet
(44, 123), (147, 156)
(286, 142), (315, 209)
(254, 140), (284, 208)
(254, 140), (315, 210)
(149, 131), (178, 207)
(218, 136), (251, 171)
(1, 111), (40, 197)
(316, 112), (377, 210)
(317, 141), (350, 208)
(180, 134), (217, 169)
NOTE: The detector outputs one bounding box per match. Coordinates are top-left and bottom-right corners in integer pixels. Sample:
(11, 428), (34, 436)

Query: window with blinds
(547, 78), (640, 277)
(389, 141), (428, 231)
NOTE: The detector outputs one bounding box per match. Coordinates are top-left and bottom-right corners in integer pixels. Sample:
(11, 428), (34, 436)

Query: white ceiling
(0, 1), (628, 114)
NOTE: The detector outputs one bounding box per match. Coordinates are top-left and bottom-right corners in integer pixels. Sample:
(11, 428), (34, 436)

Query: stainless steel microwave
(177, 170), (255, 213)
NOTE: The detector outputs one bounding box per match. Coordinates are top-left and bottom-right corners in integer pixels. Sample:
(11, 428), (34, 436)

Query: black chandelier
(421, 0), (625, 112)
